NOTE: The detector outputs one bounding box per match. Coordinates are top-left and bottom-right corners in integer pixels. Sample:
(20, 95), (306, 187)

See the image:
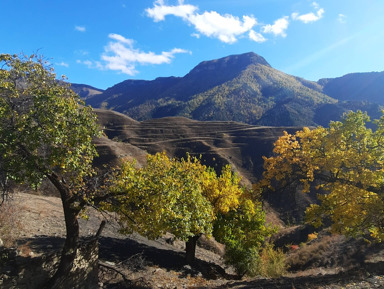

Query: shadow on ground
(99, 236), (236, 280)
(18, 235), (235, 280)
(216, 270), (371, 289)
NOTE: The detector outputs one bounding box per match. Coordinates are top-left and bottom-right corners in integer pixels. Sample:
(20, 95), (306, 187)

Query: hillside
(93, 109), (319, 225)
(319, 71), (384, 104)
(94, 109), (300, 185)
(80, 52), (384, 127)
(71, 83), (104, 99)
(85, 52), (338, 126)
(6, 181), (383, 288)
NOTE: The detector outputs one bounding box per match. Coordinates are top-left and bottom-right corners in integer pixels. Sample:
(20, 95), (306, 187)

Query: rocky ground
(4, 192), (384, 288)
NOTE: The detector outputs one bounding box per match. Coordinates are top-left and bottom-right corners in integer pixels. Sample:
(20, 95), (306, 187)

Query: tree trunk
(185, 235), (200, 264)
(42, 173), (82, 289)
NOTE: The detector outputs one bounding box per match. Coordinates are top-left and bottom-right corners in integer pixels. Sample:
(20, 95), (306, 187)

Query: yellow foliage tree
(103, 152), (245, 262)
(259, 111), (384, 241)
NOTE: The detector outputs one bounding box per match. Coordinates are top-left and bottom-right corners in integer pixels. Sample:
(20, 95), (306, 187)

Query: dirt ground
(7, 192), (384, 289)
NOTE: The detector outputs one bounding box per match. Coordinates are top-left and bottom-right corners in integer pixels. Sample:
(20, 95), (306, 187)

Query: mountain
(318, 71), (384, 104)
(83, 52), (384, 127)
(86, 52), (337, 126)
(71, 83), (104, 99)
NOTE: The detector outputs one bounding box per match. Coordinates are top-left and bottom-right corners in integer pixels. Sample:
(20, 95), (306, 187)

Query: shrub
(213, 197), (276, 277)
(257, 242), (288, 278)
(0, 200), (23, 247)
(224, 241), (288, 278)
(224, 245), (261, 277)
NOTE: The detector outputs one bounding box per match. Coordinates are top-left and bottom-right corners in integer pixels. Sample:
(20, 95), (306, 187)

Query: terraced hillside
(94, 109), (314, 223)
(95, 109), (301, 186)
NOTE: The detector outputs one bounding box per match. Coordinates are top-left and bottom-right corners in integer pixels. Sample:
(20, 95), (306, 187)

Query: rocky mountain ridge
(82, 52), (383, 126)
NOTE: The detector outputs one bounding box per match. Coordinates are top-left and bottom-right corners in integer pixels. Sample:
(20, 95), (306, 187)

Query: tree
(259, 111), (384, 241)
(213, 194), (276, 276)
(0, 54), (101, 287)
(103, 152), (245, 262)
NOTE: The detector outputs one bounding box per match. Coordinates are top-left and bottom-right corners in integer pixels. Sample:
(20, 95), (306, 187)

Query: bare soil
(7, 192), (384, 288)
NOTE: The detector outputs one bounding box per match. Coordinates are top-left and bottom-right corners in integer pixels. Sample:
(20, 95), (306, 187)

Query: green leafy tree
(0, 54), (101, 288)
(213, 195), (277, 276)
(103, 152), (245, 262)
(259, 111), (384, 241)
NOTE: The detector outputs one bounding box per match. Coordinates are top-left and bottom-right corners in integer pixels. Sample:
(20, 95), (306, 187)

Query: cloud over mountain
(76, 1), (326, 77)
(146, 0), (258, 44)
(80, 33), (190, 75)
(262, 17), (289, 38)
(146, 0), (325, 43)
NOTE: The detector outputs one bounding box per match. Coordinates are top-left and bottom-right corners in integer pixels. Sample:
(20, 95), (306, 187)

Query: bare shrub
(286, 234), (346, 271)
(0, 200), (23, 247)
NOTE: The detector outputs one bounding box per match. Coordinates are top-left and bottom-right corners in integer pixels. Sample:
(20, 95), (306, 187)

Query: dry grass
(0, 199), (24, 247)
(285, 231), (371, 273)
(287, 234), (343, 271)
(258, 242), (288, 278)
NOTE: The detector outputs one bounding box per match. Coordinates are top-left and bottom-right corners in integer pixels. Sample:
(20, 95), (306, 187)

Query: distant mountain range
(78, 52), (383, 127)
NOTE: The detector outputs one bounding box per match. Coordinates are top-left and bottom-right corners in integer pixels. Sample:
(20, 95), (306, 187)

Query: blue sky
(2, 0), (384, 89)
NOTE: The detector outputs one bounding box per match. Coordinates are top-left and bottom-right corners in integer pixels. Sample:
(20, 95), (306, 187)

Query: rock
(183, 265), (192, 271)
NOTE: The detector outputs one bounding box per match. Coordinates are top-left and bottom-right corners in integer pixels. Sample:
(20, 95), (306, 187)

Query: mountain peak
(188, 52), (270, 76)
(225, 52), (271, 67)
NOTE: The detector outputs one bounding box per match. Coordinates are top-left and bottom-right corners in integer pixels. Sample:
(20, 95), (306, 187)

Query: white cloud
(338, 14), (347, 24)
(146, 1), (258, 44)
(146, 0), (197, 22)
(108, 33), (134, 46)
(191, 33), (200, 39)
(291, 2), (324, 23)
(56, 61), (69, 67)
(80, 34), (190, 75)
(312, 2), (320, 10)
(145, 1), (325, 44)
(187, 12), (257, 43)
(262, 16), (289, 38)
(75, 26), (86, 32)
(249, 30), (267, 43)
(77, 59), (103, 70)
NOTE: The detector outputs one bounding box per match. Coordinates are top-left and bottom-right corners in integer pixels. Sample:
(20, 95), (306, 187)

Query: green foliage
(105, 152), (276, 267)
(104, 152), (222, 240)
(225, 245), (261, 277)
(260, 110), (384, 241)
(213, 196), (277, 276)
(0, 53), (101, 189)
(0, 53), (102, 287)
(104, 152), (249, 237)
